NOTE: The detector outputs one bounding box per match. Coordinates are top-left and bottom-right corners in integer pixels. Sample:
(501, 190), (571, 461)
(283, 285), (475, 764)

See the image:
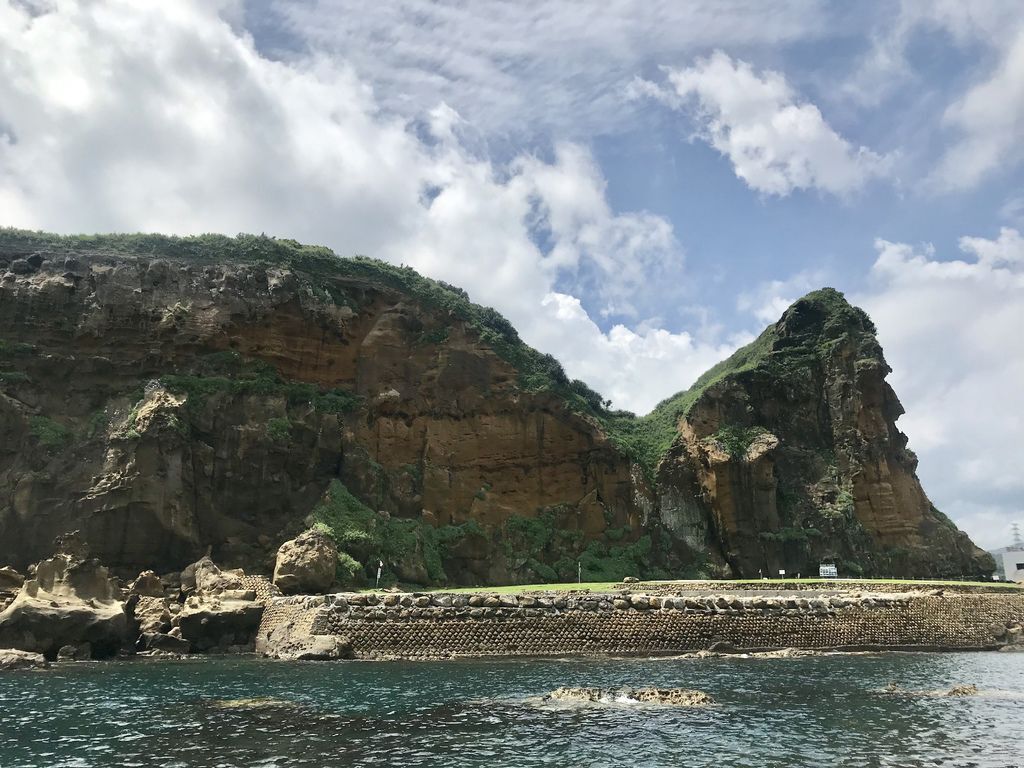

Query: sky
(0, 0), (1021, 551)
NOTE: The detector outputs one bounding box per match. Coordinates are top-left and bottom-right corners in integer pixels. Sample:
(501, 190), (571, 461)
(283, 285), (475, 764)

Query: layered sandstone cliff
(652, 289), (991, 578)
(0, 231), (993, 583)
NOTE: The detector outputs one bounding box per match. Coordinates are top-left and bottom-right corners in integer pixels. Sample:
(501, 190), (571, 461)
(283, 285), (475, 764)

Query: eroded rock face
(170, 558), (264, 652)
(174, 595), (263, 653)
(273, 530), (337, 595)
(656, 290), (994, 579)
(0, 567), (23, 593)
(257, 623), (353, 661)
(0, 238), (638, 582)
(0, 234), (991, 582)
(0, 554), (127, 658)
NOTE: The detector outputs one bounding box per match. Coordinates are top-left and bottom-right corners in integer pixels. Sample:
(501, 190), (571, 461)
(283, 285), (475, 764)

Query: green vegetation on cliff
(1, 228), (606, 418)
(602, 288), (880, 476)
(159, 351), (361, 414)
(309, 479), (481, 586)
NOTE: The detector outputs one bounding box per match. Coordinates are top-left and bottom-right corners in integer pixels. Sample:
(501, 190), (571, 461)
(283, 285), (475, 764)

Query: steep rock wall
(656, 290), (992, 579)
(0, 239), (638, 578)
(0, 233), (993, 583)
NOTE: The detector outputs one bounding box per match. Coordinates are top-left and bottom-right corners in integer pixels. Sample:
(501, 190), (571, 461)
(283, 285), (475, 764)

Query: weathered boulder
(129, 595), (172, 635)
(137, 632), (191, 654)
(272, 530), (338, 595)
(128, 570), (165, 598)
(0, 648), (48, 671)
(57, 643), (91, 661)
(174, 593), (263, 652)
(256, 620), (353, 661)
(0, 555), (127, 658)
(0, 566), (24, 593)
(183, 558), (246, 595)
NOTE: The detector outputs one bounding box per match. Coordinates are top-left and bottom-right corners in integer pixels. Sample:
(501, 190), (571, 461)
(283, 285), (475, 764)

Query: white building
(990, 547), (1024, 583)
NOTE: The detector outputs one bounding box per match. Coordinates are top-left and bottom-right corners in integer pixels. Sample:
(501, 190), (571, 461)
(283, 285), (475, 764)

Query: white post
(375, 559), (383, 589)
(577, 561), (582, 584)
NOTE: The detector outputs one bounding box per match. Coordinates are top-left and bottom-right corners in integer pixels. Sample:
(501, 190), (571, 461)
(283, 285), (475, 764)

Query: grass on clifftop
(419, 577), (1021, 594)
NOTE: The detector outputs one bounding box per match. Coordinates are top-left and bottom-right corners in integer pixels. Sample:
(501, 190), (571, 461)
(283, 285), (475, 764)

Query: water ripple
(0, 653), (1022, 767)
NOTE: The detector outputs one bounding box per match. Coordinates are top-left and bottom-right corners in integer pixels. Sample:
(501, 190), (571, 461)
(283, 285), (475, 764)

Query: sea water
(1, 652), (1022, 767)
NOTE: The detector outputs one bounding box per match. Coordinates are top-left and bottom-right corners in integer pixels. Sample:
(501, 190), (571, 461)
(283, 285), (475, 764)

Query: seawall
(257, 587), (1024, 660)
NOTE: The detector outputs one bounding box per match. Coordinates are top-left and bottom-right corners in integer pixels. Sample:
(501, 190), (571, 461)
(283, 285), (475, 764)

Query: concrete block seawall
(257, 590), (1024, 660)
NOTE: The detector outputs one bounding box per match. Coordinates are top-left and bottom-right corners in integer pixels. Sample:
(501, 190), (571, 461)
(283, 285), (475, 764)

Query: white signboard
(819, 563), (838, 579)
(778, 569), (786, 577)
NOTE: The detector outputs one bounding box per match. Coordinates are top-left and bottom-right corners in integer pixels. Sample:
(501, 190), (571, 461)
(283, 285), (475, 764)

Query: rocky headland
(0, 229), (1012, 663)
(0, 229), (994, 591)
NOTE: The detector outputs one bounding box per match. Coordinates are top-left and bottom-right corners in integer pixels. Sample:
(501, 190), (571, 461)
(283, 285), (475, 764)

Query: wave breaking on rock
(530, 687), (715, 708)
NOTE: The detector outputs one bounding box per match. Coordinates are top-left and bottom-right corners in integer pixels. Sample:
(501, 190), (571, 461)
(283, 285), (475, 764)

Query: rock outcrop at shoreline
(0, 546), (280, 661)
(0, 648), (48, 670)
(540, 687), (715, 706)
(0, 553), (127, 658)
(0, 230), (995, 584)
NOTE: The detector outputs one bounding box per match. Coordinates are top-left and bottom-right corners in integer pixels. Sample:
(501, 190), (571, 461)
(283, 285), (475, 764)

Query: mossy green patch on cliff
(0, 370), (30, 385)
(499, 510), (669, 583)
(159, 351), (360, 415)
(309, 479), (482, 585)
(706, 425), (769, 459)
(29, 416), (72, 452)
(265, 417), (292, 442)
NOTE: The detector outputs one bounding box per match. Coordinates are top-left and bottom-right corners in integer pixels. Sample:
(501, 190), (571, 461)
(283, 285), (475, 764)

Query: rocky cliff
(0, 230), (993, 584)
(650, 289), (992, 579)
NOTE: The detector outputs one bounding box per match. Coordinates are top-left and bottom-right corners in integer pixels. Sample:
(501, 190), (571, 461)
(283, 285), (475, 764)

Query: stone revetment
(256, 587), (1024, 660)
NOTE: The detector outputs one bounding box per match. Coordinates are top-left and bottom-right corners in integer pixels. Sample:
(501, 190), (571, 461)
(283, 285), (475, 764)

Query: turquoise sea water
(1, 652), (1022, 767)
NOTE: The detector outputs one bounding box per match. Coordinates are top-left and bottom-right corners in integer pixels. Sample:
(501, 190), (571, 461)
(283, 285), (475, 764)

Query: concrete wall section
(256, 590), (1024, 660)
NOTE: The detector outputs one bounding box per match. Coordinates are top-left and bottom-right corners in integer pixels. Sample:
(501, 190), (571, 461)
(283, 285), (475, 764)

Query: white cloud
(845, 1), (1024, 191)
(1000, 195), (1024, 225)
(857, 230), (1024, 550)
(263, 0), (831, 138)
(929, 27), (1024, 191)
(636, 51), (891, 196)
(843, 0), (1023, 107)
(0, 0), (732, 414)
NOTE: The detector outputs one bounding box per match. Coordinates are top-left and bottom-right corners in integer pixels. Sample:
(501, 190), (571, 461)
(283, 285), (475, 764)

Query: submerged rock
(945, 684), (980, 697)
(542, 687), (715, 706)
(207, 697), (298, 710)
(273, 529), (338, 595)
(882, 682), (981, 697)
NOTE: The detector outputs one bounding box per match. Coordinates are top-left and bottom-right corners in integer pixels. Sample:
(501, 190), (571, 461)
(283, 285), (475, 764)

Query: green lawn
(412, 577), (1022, 594)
